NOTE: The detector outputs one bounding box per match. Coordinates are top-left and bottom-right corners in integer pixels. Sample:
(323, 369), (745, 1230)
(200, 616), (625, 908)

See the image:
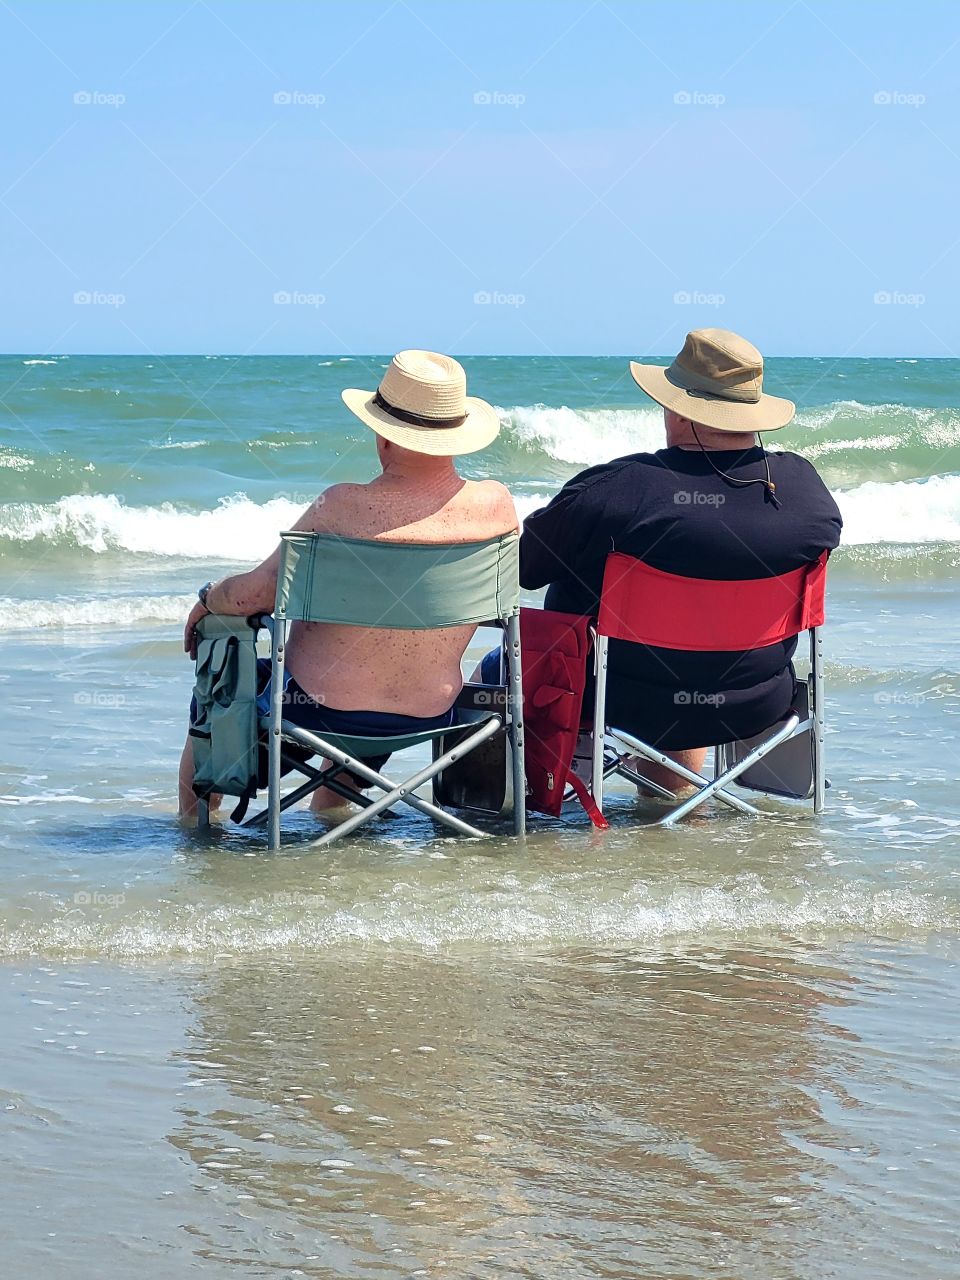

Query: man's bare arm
(203, 546), (280, 616)
(207, 494), (343, 613)
(183, 497), (329, 655)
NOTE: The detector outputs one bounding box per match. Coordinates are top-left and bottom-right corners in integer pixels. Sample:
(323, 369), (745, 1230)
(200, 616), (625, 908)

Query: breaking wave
(0, 493), (305, 560)
(0, 593), (191, 629)
(2, 874), (954, 959)
(499, 399), (960, 484)
(2, 473), (959, 564)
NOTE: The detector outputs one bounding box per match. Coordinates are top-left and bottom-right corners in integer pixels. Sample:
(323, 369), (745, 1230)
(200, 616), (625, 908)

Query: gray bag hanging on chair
(189, 614), (262, 819)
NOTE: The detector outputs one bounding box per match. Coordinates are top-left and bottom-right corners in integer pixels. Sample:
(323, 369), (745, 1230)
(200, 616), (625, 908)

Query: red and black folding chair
(586, 551), (828, 826)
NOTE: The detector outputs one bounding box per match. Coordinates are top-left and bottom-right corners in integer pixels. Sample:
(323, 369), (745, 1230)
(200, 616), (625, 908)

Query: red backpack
(520, 607), (608, 828)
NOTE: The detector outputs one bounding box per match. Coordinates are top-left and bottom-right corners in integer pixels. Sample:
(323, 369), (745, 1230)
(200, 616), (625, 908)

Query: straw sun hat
(630, 328), (795, 432)
(342, 350), (500, 456)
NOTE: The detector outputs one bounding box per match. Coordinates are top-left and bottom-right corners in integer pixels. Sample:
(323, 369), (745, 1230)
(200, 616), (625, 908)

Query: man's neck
(377, 457), (461, 486)
(674, 439), (758, 451)
(670, 430), (759, 451)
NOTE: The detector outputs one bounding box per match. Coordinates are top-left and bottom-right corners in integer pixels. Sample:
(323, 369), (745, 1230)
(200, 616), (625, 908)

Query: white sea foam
(0, 451), (34, 470)
(0, 493), (306, 559)
(0, 594), (191, 630)
(2, 472), (959, 561)
(803, 433), (901, 458)
(514, 494), (552, 523)
(1, 876), (952, 959)
(835, 473), (960, 545)
(501, 403), (665, 462)
(22, 359), (59, 365)
(796, 399), (960, 446)
(502, 399), (960, 464)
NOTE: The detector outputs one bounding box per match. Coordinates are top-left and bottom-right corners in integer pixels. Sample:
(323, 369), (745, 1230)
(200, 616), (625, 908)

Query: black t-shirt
(519, 446), (843, 749)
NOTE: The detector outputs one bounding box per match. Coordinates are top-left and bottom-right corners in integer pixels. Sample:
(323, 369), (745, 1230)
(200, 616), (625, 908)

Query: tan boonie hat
(630, 328), (795, 432)
(342, 350), (500, 456)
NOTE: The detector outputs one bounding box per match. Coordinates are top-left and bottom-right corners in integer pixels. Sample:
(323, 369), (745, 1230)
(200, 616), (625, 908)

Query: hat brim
(341, 388), (501, 456)
(629, 361), (795, 432)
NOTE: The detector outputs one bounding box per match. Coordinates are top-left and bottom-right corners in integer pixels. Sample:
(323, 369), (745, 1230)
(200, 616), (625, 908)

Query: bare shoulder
(464, 479), (519, 533)
(300, 482), (368, 535)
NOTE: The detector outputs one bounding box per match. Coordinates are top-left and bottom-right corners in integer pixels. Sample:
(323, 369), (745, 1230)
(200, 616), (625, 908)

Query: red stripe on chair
(597, 552), (827, 652)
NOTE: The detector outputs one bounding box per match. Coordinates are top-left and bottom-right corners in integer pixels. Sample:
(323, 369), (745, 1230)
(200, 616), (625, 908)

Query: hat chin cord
(689, 423), (781, 509)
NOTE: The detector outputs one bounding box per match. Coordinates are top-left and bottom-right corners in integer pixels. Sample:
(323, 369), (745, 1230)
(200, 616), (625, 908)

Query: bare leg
(627, 747), (708, 797)
(178, 737), (222, 823)
(308, 759), (364, 813)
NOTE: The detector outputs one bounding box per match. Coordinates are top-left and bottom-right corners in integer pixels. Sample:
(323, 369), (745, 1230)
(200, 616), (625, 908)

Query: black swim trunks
(253, 659), (455, 787)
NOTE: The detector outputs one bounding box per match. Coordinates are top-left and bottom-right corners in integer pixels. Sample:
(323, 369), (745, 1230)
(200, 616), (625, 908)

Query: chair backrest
(274, 530), (520, 628)
(596, 550), (827, 652)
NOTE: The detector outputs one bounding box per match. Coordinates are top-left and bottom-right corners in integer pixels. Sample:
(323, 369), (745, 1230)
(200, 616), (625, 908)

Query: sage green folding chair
(246, 530), (525, 849)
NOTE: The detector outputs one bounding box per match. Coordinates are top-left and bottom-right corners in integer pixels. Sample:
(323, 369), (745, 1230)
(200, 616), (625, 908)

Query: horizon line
(0, 351), (951, 361)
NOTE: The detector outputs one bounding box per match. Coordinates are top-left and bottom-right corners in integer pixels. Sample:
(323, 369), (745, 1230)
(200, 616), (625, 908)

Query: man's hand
(184, 599), (210, 660)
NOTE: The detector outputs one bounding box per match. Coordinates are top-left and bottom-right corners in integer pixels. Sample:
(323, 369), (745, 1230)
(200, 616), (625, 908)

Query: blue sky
(1, 0), (957, 356)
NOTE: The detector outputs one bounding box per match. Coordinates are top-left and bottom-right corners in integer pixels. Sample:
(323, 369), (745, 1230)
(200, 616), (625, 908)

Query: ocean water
(1, 354), (959, 1278)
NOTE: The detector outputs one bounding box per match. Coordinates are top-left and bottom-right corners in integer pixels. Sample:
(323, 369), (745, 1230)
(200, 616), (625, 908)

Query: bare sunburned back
(284, 465), (518, 717)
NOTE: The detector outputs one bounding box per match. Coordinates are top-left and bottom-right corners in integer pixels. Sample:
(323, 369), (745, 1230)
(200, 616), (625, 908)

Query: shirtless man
(178, 350), (517, 821)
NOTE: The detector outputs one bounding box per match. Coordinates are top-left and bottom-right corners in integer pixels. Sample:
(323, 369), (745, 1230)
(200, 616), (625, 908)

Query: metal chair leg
(661, 713), (801, 826)
(274, 719), (503, 845)
(608, 728), (760, 817)
(811, 627), (826, 814)
(614, 762), (677, 801)
(591, 631), (608, 816)
(267, 613), (286, 852)
(308, 719), (503, 847)
(507, 614), (526, 837)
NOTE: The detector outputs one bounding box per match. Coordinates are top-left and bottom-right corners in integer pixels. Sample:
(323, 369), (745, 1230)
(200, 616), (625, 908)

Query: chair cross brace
(605, 726), (762, 818)
(245, 753), (376, 827)
(659, 711), (801, 825)
(606, 712), (803, 827)
(264, 716), (504, 847)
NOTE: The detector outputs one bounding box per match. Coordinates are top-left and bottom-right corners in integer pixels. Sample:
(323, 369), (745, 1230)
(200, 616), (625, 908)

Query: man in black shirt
(519, 328), (842, 793)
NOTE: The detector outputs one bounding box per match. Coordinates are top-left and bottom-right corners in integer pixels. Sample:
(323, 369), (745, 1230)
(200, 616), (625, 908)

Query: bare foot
(177, 798), (223, 828)
(633, 780), (702, 806)
(309, 788), (359, 813)
(307, 757), (370, 813)
(621, 747), (708, 797)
